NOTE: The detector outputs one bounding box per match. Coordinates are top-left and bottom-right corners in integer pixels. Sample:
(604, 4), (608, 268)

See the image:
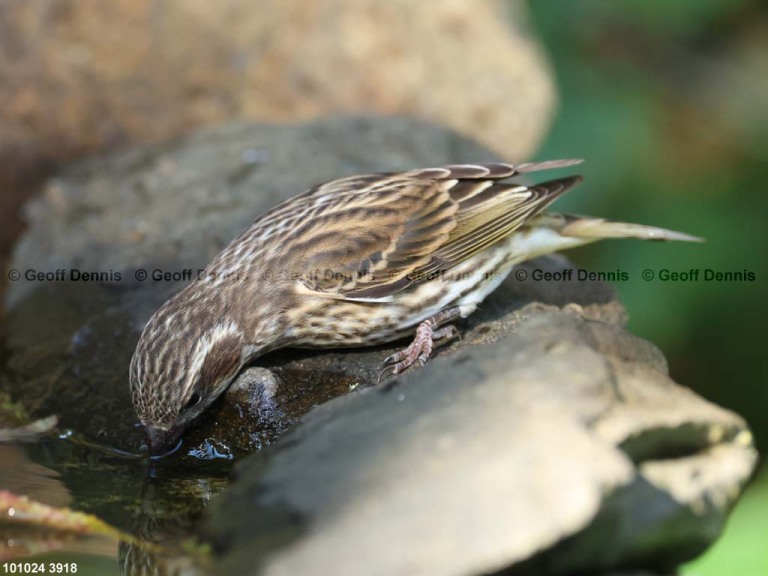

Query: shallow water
(0, 428), (233, 575)
(0, 347), (370, 576)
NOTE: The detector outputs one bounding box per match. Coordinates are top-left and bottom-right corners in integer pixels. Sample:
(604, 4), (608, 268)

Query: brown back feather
(289, 161), (583, 299)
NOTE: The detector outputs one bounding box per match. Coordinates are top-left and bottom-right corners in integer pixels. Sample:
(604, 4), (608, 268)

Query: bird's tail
(536, 213), (704, 243)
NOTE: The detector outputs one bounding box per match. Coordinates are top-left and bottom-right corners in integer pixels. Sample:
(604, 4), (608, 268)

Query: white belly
(291, 227), (591, 347)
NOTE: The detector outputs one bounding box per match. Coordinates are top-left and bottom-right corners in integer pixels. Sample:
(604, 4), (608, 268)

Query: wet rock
(226, 368), (282, 416)
(209, 312), (756, 576)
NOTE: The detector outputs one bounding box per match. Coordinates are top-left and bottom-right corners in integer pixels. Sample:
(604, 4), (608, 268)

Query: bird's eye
(184, 392), (201, 411)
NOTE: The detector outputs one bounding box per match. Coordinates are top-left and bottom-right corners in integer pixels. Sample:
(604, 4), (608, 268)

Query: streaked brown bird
(130, 160), (701, 454)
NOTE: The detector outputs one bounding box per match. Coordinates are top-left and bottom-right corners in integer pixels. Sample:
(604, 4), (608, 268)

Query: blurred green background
(529, 1), (766, 574)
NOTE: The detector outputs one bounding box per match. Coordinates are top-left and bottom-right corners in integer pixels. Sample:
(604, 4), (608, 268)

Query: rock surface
(209, 311), (755, 576)
(1, 0), (552, 164)
(0, 0), (554, 260)
(0, 117), (756, 574)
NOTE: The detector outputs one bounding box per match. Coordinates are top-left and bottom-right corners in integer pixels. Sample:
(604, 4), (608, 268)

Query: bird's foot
(377, 313), (461, 383)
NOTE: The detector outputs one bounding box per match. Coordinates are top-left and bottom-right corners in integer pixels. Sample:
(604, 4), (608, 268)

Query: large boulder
(0, 0), (552, 166)
(0, 0), (554, 260)
(209, 309), (755, 576)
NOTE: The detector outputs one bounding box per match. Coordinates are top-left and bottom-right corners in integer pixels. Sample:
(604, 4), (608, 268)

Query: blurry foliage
(527, 1), (767, 572)
(527, 0), (767, 446)
(682, 471), (768, 575)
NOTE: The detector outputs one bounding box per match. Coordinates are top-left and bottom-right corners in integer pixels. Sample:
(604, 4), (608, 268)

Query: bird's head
(130, 312), (245, 456)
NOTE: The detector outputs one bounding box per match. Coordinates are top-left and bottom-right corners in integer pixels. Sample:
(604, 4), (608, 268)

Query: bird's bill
(145, 425), (183, 457)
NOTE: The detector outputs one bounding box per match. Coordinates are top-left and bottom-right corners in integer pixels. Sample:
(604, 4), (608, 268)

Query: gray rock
(210, 311), (755, 576)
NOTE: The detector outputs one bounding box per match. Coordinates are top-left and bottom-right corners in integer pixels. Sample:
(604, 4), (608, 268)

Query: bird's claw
(376, 321), (460, 383)
(376, 364), (399, 384)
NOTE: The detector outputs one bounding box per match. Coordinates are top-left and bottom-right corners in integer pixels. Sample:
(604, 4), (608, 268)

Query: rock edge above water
(210, 308), (755, 576)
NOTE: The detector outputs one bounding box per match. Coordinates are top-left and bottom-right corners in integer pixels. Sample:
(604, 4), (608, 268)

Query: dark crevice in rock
(619, 423), (746, 464)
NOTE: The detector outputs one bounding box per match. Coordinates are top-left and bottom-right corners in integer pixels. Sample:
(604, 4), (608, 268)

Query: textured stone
(209, 310), (755, 575)
(0, 0), (553, 164)
(0, 0), (554, 263)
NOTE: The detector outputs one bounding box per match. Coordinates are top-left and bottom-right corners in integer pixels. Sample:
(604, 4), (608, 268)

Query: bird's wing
(281, 160), (583, 301)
